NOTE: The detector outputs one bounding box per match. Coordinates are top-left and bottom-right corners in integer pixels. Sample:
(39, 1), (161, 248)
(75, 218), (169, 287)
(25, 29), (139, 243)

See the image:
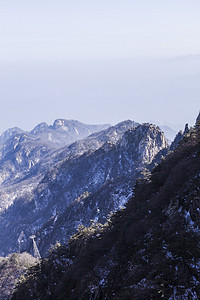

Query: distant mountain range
(0, 119), (168, 257)
(0, 119), (110, 147)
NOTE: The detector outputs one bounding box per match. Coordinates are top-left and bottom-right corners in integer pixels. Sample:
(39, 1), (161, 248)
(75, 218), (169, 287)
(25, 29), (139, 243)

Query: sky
(0, 0), (200, 133)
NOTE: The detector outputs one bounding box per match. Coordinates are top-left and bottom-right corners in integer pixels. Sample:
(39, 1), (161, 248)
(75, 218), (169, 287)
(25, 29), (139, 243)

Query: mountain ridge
(0, 119), (111, 146)
(12, 117), (200, 299)
(0, 121), (167, 257)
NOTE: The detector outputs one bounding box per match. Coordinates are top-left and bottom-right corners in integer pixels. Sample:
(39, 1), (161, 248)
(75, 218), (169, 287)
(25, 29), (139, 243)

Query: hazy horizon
(0, 1), (200, 133)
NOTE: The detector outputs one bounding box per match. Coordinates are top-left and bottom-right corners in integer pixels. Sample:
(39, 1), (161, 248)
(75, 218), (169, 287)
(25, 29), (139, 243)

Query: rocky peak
(120, 123), (167, 147)
(112, 120), (136, 131)
(119, 123), (168, 164)
(88, 120), (138, 144)
(0, 120), (111, 148)
(183, 123), (189, 134)
(30, 122), (49, 135)
(170, 122), (191, 151)
(195, 111), (200, 125)
(170, 130), (183, 151)
(52, 119), (72, 130)
(0, 127), (24, 144)
(52, 119), (110, 133)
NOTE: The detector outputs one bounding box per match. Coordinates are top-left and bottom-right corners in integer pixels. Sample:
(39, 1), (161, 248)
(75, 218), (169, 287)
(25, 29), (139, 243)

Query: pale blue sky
(0, 1), (200, 133)
(1, 0), (200, 61)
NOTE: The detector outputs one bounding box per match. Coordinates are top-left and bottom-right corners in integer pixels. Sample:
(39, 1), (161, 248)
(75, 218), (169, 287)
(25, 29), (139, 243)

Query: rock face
(12, 118), (200, 300)
(0, 122), (168, 256)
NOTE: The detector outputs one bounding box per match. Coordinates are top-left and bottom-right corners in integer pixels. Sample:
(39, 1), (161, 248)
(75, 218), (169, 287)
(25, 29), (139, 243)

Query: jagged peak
(52, 119), (80, 128)
(113, 119), (137, 129)
(170, 123), (191, 151)
(51, 119), (111, 136)
(120, 123), (168, 148)
(1, 127), (23, 134)
(0, 127), (24, 144)
(183, 123), (189, 135)
(31, 122), (49, 135)
(195, 111), (200, 125)
(135, 122), (166, 135)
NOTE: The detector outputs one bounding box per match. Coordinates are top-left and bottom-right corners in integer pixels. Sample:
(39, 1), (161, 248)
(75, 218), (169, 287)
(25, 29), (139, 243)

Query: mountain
(0, 120), (135, 212)
(30, 123), (168, 255)
(12, 118), (200, 299)
(0, 120), (110, 147)
(0, 121), (167, 257)
(30, 119), (111, 146)
(0, 120), (112, 212)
